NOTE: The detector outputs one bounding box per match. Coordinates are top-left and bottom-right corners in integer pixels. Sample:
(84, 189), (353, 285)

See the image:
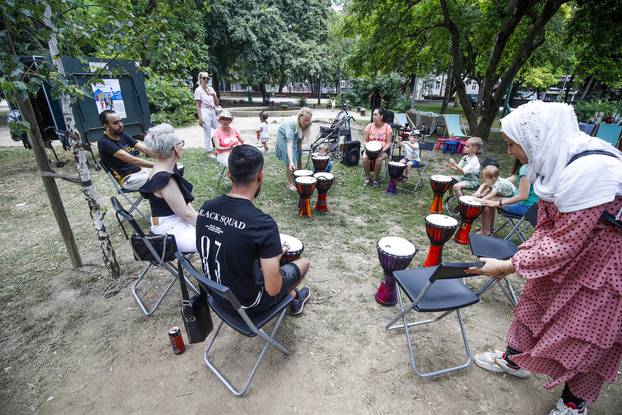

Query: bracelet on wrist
(499, 199), (503, 207)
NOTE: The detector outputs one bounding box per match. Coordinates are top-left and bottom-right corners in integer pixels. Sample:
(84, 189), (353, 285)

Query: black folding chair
(101, 160), (148, 222)
(494, 202), (538, 243)
(386, 263), (481, 378)
(110, 196), (197, 316)
(176, 252), (294, 397)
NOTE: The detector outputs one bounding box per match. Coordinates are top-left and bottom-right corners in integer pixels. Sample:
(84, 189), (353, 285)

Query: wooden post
(14, 94), (83, 268)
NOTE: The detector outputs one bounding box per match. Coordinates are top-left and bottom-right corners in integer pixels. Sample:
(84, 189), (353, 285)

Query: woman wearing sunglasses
(194, 71), (220, 158)
(139, 124), (198, 253)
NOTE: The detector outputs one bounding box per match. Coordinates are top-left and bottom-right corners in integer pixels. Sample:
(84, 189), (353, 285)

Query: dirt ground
(1, 112), (621, 415)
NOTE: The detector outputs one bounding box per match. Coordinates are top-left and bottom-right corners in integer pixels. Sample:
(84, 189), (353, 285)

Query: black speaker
(341, 140), (360, 166)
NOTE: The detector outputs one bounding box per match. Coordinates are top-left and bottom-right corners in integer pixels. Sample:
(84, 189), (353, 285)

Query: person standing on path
(194, 71), (220, 158)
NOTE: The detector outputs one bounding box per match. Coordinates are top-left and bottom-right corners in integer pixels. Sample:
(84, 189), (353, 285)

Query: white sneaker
(548, 399), (587, 415)
(474, 350), (531, 379)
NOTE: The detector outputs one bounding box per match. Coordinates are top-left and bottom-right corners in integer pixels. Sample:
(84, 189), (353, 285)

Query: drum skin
(311, 155), (330, 172)
(375, 237), (417, 306)
(365, 141), (383, 171)
(280, 234), (304, 264)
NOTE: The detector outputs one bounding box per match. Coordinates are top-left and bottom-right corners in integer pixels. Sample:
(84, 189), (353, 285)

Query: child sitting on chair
(444, 136), (483, 197)
(214, 110), (245, 166)
(399, 129), (421, 178)
(313, 143), (333, 173)
(473, 165), (516, 200)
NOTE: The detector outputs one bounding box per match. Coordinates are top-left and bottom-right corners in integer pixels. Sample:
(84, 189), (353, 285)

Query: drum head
(459, 195), (481, 206)
(313, 172), (334, 181)
(426, 214), (458, 227)
(311, 155), (329, 161)
(365, 141), (383, 152)
(295, 176), (317, 184)
(377, 236), (416, 257)
(293, 169), (313, 178)
(388, 161), (406, 167)
(280, 233), (303, 252)
(431, 174), (452, 182)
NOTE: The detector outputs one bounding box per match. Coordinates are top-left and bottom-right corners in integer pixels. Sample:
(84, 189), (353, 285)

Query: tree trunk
(473, 104), (498, 139)
(212, 71), (221, 98)
(578, 76), (594, 102)
(441, 65), (454, 113)
(44, 3), (120, 278)
(564, 74), (575, 103)
(317, 77), (321, 105)
(260, 81), (267, 103)
(14, 93), (83, 269)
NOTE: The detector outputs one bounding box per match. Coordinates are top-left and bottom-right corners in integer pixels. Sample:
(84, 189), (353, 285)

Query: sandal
(363, 178), (371, 186)
(372, 179), (380, 188)
(287, 184), (297, 192)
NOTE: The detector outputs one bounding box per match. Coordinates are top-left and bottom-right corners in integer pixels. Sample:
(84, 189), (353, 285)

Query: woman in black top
(139, 123), (198, 253)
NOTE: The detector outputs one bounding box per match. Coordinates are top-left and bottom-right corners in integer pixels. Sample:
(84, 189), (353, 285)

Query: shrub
(145, 74), (196, 127)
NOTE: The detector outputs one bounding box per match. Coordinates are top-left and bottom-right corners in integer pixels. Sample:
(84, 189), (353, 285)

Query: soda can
(168, 326), (185, 354)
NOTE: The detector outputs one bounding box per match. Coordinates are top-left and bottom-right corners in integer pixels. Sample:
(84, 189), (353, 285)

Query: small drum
(375, 236), (417, 306)
(293, 169), (313, 209)
(313, 172), (334, 212)
(311, 154), (330, 172)
(365, 141), (383, 171)
(295, 176), (317, 218)
(280, 233), (304, 264)
(423, 214), (459, 266)
(454, 195), (483, 245)
(385, 161), (406, 195)
(429, 174), (453, 214)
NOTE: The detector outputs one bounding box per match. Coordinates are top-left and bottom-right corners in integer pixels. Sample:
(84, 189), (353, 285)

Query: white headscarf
(501, 101), (622, 212)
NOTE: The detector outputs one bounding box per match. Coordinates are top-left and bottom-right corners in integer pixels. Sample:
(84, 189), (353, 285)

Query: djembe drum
(279, 233), (304, 264)
(454, 195), (483, 245)
(423, 214), (459, 266)
(293, 169), (313, 210)
(295, 176), (317, 218)
(429, 174), (453, 213)
(311, 154), (330, 172)
(385, 161), (406, 195)
(313, 172), (334, 212)
(375, 236), (417, 306)
(365, 141), (383, 172)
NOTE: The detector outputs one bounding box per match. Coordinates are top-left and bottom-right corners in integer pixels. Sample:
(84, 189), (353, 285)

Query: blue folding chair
(442, 114), (469, 139)
(594, 123), (622, 147)
(578, 122), (597, 136)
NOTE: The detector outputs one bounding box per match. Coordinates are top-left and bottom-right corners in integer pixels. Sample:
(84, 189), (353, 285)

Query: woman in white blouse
(194, 71), (220, 158)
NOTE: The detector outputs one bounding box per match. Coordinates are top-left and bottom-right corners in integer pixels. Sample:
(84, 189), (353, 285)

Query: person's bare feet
(288, 184), (297, 192)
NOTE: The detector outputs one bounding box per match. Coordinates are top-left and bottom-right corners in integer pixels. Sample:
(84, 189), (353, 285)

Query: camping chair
(386, 263), (480, 378)
(110, 196), (197, 316)
(437, 114), (470, 152)
(399, 140), (435, 192)
(212, 137), (229, 188)
(469, 233), (520, 306)
(101, 159), (149, 222)
(594, 123), (622, 148)
(578, 122), (597, 136)
(493, 202), (538, 243)
(176, 252), (294, 397)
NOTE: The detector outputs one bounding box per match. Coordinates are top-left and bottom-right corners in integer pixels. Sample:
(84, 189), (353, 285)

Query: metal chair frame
(176, 253), (293, 397)
(101, 159), (149, 222)
(110, 196), (197, 316)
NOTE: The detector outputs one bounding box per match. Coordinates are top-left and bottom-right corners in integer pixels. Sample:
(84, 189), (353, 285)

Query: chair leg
(476, 278), (517, 307)
(204, 308), (289, 397)
(119, 192), (149, 222)
(217, 166), (227, 188)
(131, 263), (177, 316)
(390, 286), (473, 378)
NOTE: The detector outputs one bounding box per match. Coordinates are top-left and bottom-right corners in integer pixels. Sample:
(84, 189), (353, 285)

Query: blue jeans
(501, 203), (529, 216)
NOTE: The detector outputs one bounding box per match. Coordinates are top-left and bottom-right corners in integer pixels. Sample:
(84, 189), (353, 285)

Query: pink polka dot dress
(509, 197), (622, 403)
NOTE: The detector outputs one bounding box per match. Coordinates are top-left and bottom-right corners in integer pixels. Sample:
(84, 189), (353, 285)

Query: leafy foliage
(573, 99), (622, 122)
(145, 74), (196, 126)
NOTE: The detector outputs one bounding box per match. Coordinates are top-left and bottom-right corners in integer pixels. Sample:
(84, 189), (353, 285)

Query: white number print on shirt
(200, 235), (222, 284)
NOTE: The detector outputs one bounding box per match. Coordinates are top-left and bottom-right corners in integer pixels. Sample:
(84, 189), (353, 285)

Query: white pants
(151, 215), (197, 253)
(201, 107), (218, 152)
(216, 152), (230, 167)
(122, 168), (151, 191)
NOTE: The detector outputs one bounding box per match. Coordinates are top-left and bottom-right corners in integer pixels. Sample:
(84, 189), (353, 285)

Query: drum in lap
(454, 195), (483, 245)
(429, 174), (453, 214)
(313, 172), (334, 212)
(375, 236), (417, 306)
(295, 176), (317, 218)
(365, 141), (383, 171)
(386, 161), (406, 195)
(311, 154), (330, 172)
(423, 214), (458, 266)
(279, 233), (304, 264)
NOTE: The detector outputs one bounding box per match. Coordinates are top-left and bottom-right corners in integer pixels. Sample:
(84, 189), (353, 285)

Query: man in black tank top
(97, 110), (154, 190)
(196, 145), (311, 315)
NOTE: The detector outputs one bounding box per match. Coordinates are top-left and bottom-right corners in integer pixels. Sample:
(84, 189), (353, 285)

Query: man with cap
(196, 145), (311, 315)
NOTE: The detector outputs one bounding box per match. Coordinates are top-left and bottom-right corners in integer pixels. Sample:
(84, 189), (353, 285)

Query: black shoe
(290, 287), (310, 315)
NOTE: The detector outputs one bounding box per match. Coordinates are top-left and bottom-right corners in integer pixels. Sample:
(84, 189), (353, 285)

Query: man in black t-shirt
(97, 110), (154, 190)
(196, 145), (311, 315)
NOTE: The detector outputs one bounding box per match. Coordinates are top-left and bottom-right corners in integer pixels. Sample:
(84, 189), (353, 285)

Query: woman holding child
(275, 107), (313, 191)
(469, 101), (622, 415)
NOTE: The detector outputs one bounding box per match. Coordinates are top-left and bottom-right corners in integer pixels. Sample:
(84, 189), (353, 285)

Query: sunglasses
(201, 77), (209, 80)
(174, 140), (185, 148)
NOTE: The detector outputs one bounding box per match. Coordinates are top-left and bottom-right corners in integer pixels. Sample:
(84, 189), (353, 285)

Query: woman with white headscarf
(469, 101), (622, 415)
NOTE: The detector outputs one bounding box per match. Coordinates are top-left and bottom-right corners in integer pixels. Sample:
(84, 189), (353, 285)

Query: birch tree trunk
(44, 4), (120, 279)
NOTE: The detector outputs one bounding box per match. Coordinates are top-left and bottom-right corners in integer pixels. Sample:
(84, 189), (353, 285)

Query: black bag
(341, 140), (361, 166)
(130, 233), (177, 264)
(178, 261), (213, 343)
